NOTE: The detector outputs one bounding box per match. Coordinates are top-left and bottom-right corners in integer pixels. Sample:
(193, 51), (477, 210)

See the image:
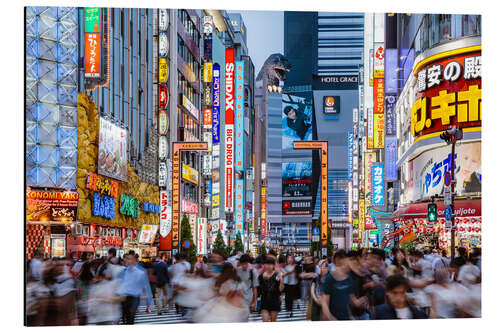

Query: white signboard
(139, 224), (158, 243)
(202, 154), (212, 176)
(197, 218), (207, 255)
(203, 16), (213, 34)
(159, 161), (167, 187)
(159, 9), (169, 31)
(407, 141), (481, 202)
(159, 32), (169, 57)
(159, 191), (171, 237)
(159, 135), (168, 159)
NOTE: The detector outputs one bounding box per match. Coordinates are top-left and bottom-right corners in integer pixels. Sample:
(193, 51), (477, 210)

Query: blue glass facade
(26, 7), (79, 189)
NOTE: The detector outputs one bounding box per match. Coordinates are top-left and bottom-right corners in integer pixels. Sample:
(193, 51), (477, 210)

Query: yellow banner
(159, 58), (168, 83)
(373, 113), (385, 149)
(182, 163), (199, 185)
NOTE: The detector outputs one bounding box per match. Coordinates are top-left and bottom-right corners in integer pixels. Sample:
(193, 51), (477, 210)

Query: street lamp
(439, 126), (463, 259)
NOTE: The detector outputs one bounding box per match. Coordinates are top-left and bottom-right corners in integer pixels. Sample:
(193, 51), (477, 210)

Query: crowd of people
(26, 246), (481, 326)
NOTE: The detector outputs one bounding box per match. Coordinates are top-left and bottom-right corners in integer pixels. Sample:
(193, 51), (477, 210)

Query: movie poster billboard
(98, 118), (128, 181)
(282, 162), (313, 197)
(407, 141), (481, 201)
(282, 93), (313, 149)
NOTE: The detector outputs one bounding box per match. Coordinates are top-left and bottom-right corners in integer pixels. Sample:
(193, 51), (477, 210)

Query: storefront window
(439, 14), (452, 41)
(461, 15), (481, 37)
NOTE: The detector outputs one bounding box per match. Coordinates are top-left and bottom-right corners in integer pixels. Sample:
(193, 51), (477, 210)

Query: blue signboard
(385, 94), (397, 136)
(212, 63), (220, 144)
(385, 49), (398, 94)
(385, 136), (397, 181)
(348, 131), (353, 179)
(92, 193), (115, 219)
(372, 163), (385, 206)
(313, 227), (319, 235)
(235, 61), (245, 234)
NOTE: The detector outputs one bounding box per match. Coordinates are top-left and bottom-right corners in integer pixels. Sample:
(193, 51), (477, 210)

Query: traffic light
(427, 203), (437, 222)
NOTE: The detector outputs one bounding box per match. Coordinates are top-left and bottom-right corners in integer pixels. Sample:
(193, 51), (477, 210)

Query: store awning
(392, 199), (481, 220)
(399, 232), (417, 244)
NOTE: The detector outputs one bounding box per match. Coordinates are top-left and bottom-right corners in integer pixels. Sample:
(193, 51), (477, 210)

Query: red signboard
(159, 84), (168, 109)
(411, 48), (481, 138)
(84, 33), (100, 78)
(224, 48), (235, 212)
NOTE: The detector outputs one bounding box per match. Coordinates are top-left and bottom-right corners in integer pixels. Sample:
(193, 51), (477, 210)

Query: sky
(227, 10), (284, 75)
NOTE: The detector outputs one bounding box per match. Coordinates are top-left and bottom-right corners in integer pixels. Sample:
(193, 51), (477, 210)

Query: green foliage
(258, 243), (267, 256)
(234, 233), (245, 253)
(212, 229), (227, 255)
(180, 214), (197, 262)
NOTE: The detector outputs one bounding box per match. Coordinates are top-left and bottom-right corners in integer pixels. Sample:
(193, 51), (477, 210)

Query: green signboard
(369, 230), (378, 235)
(85, 7), (100, 33)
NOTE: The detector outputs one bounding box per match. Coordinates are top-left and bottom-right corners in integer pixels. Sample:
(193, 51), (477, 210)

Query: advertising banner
(98, 117), (127, 181)
(374, 113), (385, 149)
(373, 77), (385, 149)
(282, 93), (313, 149)
(323, 96), (340, 115)
(203, 108), (212, 129)
(158, 162), (167, 187)
(225, 48), (235, 213)
(159, 85), (168, 109)
(159, 9), (169, 31)
(139, 224), (158, 244)
(84, 7), (100, 33)
(159, 191), (171, 238)
(235, 60), (245, 233)
(385, 94), (397, 136)
(374, 43), (385, 79)
(203, 16), (214, 34)
(84, 33), (100, 78)
(364, 152), (377, 198)
(407, 141), (481, 201)
(159, 136), (168, 159)
(159, 109), (168, 135)
(182, 163), (199, 185)
(359, 199), (365, 237)
(412, 49), (481, 139)
(282, 162), (313, 197)
(385, 136), (398, 181)
(372, 163), (385, 207)
(261, 187), (267, 237)
(212, 63), (221, 144)
(385, 49), (398, 94)
(282, 199), (312, 215)
(26, 189), (79, 222)
(159, 57), (168, 82)
(197, 218), (207, 255)
(204, 62), (213, 83)
(182, 200), (198, 214)
(348, 132), (353, 179)
(367, 108), (374, 149)
(182, 95), (200, 120)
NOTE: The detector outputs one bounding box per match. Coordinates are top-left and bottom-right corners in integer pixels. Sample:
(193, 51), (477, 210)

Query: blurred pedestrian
(258, 257), (284, 322)
(87, 263), (124, 325)
(154, 253), (170, 315)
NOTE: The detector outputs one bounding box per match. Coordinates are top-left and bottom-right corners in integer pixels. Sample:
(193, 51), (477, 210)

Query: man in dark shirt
(153, 253), (169, 315)
(320, 250), (363, 320)
(372, 274), (427, 320)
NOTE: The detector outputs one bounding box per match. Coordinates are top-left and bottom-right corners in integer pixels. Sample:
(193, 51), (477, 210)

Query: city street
(24, 5), (481, 326)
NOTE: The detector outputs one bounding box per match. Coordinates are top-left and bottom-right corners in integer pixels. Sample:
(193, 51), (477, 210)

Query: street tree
(180, 213), (197, 262)
(234, 233), (245, 253)
(212, 229), (227, 255)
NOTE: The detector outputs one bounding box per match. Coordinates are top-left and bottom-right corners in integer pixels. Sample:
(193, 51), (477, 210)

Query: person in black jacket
(372, 274), (427, 320)
(284, 105), (311, 140)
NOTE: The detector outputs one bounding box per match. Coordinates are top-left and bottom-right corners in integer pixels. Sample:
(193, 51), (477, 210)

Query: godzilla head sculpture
(256, 53), (291, 93)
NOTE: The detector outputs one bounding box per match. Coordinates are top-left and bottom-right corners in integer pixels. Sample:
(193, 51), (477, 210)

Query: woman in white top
(87, 263), (124, 325)
(424, 267), (469, 318)
(192, 262), (249, 323)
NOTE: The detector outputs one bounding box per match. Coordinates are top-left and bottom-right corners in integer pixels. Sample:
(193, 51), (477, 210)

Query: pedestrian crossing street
(131, 300), (308, 324)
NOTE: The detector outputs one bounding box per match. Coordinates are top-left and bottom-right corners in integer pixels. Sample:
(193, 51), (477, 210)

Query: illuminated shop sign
(411, 49), (481, 138)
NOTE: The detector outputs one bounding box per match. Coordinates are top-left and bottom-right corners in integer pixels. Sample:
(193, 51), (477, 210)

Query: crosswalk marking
(128, 301), (308, 324)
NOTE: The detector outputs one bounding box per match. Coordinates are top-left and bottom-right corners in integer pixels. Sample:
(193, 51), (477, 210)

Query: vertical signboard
(234, 60), (245, 233)
(212, 63), (221, 144)
(373, 78), (385, 149)
(367, 108), (374, 149)
(84, 33), (100, 78)
(85, 7), (100, 32)
(197, 218), (207, 255)
(385, 94), (397, 136)
(261, 187), (267, 237)
(372, 163), (385, 207)
(171, 142), (208, 249)
(348, 132), (353, 179)
(293, 141), (328, 245)
(159, 191), (171, 239)
(359, 199), (365, 239)
(364, 152), (377, 198)
(385, 136), (398, 181)
(224, 48), (235, 213)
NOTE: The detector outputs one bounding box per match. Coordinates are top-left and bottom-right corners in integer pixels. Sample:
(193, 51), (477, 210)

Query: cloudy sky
(228, 10), (284, 74)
